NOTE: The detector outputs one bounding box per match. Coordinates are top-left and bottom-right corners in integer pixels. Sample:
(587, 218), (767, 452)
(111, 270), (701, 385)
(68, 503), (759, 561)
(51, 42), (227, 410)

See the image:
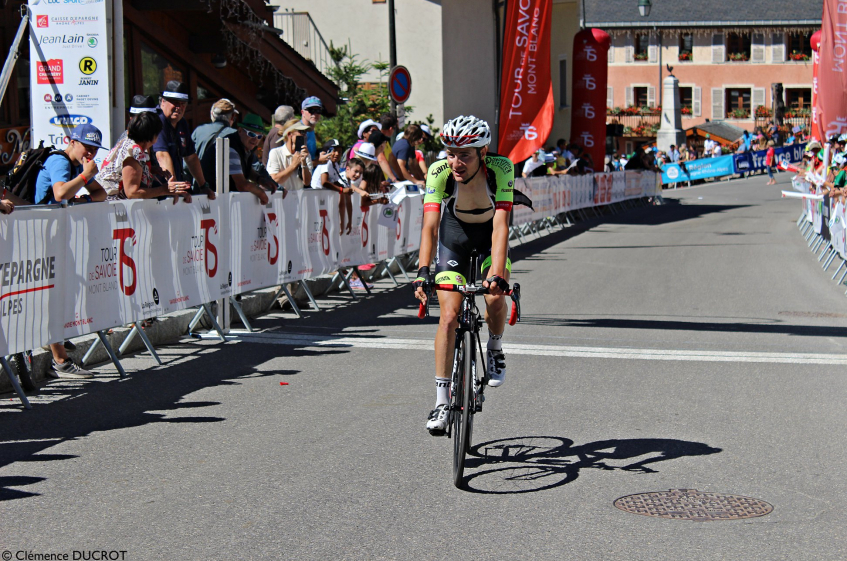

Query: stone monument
(657, 73), (686, 154)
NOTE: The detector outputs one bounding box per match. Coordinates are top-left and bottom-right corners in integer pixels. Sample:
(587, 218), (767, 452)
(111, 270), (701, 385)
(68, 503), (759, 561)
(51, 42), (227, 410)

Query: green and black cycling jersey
(424, 154), (516, 285)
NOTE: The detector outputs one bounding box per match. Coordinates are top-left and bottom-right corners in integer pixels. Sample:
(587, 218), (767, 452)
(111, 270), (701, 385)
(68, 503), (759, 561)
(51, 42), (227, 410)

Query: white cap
(355, 142), (378, 161)
(437, 150), (447, 160)
(396, 132), (404, 142)
(357, 119), (381, 139)
(420, 124), (432, 137)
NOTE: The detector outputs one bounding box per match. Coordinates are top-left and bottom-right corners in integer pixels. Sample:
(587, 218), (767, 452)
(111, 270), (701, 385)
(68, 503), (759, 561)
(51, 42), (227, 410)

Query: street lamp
(638, 0), (651, 17)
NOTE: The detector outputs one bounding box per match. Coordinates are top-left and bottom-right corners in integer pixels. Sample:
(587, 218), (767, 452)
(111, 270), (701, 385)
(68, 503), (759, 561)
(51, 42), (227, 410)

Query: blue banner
(661, 155), (735, 184)
(732, 143), (807, 174)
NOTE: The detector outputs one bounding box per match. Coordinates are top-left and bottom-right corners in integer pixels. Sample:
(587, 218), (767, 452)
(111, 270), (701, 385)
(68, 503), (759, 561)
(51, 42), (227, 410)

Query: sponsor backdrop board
(29, 0), (112, 162)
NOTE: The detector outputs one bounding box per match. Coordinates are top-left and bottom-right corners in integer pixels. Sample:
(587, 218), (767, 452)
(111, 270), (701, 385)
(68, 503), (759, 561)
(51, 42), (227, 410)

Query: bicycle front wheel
(453, 330), (474, 488)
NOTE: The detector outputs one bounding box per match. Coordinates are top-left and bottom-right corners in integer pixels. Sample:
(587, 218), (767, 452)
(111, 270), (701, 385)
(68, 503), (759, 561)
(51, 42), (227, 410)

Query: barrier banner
(821, 194), (832, 242)
(497, 0), (554, 163)
(661, 155), (735, 184)
(570, 28), (611, 173)
(733, 143), (807, 174)
(28, 0), (112, 162)
(0, 207), (66, 355)
(817, 0), (847, 140)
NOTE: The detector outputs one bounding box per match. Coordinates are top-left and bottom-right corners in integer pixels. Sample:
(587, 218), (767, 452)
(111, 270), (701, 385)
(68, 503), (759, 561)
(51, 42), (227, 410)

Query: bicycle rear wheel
(453, 330), (474, 488)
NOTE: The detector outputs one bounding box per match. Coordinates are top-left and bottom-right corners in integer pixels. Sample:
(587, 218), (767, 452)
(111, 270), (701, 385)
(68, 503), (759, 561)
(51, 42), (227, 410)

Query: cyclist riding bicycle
(413, 115), (514, 435)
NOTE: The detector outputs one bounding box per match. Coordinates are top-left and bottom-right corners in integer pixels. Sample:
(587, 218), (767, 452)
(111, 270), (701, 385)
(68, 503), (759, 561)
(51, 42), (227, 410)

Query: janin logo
(49, 114), (92, 128)
(79, 57), (96, 75)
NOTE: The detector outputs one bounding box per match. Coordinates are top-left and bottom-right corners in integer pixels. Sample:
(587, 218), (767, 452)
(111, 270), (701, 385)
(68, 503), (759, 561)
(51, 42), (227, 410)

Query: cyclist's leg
(481, 252), (511, 386)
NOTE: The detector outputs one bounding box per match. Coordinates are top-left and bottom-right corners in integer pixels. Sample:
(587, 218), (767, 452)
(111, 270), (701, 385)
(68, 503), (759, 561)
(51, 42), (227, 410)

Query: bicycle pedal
(428, 428), (447, 437)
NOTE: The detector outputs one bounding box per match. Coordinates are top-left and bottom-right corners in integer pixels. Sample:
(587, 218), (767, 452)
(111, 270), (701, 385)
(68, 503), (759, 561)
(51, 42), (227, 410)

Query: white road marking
(204, 331), (847, 365)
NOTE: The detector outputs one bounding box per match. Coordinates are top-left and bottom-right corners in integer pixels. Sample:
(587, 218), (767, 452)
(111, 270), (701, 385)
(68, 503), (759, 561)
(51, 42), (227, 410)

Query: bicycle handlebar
(417, 282), (521, 325)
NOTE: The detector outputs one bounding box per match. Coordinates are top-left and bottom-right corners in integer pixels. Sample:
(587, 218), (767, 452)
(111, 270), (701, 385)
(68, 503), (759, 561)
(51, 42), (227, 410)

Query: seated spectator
(262, 104), (294, 166)
(34, 124), (109, 379)
(266, 118), (312, 192)
(97, 112), (191, 203)
(393, 124), (426, 185)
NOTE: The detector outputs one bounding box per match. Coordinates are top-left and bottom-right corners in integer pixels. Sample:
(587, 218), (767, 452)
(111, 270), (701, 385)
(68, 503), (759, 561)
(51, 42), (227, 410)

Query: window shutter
(712, 33), (725, 63)
(608, 44), (615, 62)
(648, 34), (658, 63)
(771, 33), (785, 62)
(607, 86), (614, 109)
(626, 86), (634, 107)
(647, 86), (656, 107)
(751, 34), (765, 62)
(712, 87), (724, 119)
(625, 36), (634, 63)
(752, 87), (766, 112)
(693, 87), (702, 116)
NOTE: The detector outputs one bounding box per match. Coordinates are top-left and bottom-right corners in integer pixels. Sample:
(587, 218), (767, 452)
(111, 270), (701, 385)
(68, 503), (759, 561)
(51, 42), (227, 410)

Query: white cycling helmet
(440, 115), (491, 148)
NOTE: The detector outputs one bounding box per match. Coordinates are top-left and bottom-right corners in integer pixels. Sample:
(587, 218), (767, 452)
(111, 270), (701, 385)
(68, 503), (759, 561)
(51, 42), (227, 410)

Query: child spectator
(312, 140), (353, 232)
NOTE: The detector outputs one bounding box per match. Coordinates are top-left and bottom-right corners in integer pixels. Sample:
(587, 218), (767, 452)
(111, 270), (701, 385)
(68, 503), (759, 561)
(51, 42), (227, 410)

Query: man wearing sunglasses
(299, 96), (328, 167)
(153, 80), (213, 198)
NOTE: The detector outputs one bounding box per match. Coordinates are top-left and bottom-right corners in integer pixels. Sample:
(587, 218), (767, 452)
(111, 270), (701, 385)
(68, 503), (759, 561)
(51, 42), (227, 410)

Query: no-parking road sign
(389, 66), (412, 104)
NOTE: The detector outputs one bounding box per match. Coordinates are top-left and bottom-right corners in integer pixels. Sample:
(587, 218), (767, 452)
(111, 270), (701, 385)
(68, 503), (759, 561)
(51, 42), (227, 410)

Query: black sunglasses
(304, 106), (322, 115)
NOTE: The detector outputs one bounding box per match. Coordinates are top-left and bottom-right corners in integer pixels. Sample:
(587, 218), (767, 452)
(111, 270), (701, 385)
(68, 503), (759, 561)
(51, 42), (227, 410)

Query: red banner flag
(570, 28), (610, 172)
(817, 1), (847, 141)
(811, 29), (822, 140)
(497, 0), (554, 164)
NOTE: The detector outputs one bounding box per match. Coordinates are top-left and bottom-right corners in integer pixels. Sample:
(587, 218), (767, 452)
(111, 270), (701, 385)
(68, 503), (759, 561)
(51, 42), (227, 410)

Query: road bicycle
(418, 250), (521, 488)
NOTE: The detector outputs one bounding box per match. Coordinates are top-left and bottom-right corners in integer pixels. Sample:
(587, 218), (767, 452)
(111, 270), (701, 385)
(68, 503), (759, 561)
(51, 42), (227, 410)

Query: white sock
(435, 377), (450, 407)
(488, 330), (503, 351)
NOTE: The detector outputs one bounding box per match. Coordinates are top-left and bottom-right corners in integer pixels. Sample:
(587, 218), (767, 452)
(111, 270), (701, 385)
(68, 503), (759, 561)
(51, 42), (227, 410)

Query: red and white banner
(571, 28), (611, 171)
(497, 0), (554, 163)
(811, 29), (822, 141)
(817, 2), (847, 140)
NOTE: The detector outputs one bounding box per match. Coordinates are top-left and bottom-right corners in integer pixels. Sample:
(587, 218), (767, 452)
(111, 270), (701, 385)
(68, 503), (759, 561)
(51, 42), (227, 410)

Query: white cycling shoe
(487, 349), (506, 387)
(426, 404), (450, 435)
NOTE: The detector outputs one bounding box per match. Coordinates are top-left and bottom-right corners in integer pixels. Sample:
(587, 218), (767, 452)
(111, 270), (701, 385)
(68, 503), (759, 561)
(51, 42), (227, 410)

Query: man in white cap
(154, 80), (208, 189)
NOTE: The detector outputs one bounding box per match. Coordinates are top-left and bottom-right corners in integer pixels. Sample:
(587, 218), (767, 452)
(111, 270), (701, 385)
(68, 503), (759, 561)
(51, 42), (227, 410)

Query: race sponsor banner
(661, 155), (735, 184)
(230, 195), (279, 295)
(29, 0), (112, 162)
(733, 143), (807, 174)
(0, 207), (66, 355)
(497, 0), (554, 163)
(571, 28), (611, 175)
(811, 30), (822, 140)
(817, 0), (847, 141)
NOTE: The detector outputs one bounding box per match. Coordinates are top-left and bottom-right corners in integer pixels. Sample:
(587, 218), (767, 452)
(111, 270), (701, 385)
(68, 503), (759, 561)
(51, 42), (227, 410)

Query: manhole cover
(614, 489), (773, 521)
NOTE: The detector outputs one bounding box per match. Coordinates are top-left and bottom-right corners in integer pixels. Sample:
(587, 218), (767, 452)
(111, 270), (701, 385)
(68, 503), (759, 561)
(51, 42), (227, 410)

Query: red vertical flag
(818, 1), (847, 141)
(570, 28), (610, 171)
(811, 29), (822, 140)
(497, 0), (554, 164)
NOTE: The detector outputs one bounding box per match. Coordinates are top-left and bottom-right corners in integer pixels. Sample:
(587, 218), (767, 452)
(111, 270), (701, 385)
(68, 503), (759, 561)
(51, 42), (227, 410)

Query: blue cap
(69, 123), (105, 150)
(301, 96), (322, 110)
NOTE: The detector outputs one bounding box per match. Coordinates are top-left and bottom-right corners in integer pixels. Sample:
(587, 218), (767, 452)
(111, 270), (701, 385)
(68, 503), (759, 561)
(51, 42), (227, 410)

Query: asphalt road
(3, 172), (847, 560)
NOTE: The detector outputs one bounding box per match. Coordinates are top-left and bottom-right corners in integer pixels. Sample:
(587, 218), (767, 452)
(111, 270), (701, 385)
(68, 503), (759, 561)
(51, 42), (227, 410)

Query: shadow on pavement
(461, 436), (721, 494)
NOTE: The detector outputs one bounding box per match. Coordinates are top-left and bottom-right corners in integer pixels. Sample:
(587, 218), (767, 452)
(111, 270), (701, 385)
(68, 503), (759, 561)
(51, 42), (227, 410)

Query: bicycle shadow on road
(461, 436), (721, 494)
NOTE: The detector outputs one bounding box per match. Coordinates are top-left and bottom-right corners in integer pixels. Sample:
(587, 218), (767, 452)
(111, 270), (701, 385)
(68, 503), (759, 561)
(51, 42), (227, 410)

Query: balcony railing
(273, 12), (338, 81)
(606, 112), (661, 137)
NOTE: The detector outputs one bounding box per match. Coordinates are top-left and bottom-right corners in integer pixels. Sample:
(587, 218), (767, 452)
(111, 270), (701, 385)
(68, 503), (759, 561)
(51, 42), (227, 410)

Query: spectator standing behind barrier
(765, 140), (777, 185)
(522, 150), (545, 177)
(312, 139), (352, 232)
(266, 118), (312, 192)
(362, 129), (397, 184)
(350, 119), (380, 162)
(300, 96), (327, 166)
(392, 124), (426, 185)
(152, 81), (213, 198)
(354, 143), (391, 197)
(193, 98), (237, 192)
(669, 145), (680, 163)
(33, 124), (108, 379)
(231, 114), (278, 204)
(97, 112), (191, 203)
(379, 113), (402, 180)
(415, 124), (432, 177)
(262, 105), (294, 166)
(703, 134), (715, 156)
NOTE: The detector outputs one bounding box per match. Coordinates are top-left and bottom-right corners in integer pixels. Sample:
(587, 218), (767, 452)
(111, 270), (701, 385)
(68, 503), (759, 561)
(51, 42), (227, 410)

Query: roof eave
(587, 19), (821, 28)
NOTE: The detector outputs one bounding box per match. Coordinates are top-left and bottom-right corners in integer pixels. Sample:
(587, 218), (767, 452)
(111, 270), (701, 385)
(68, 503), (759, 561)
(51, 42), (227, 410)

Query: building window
(787, 32), (813, 61)
(559, 57), (568, 108)
(726, 87), (751, 118)
(634, 33), (649, 61)
(679, 86), (693, 116)
(726, 32), (751, 62)
(140, 41), (185, 98)
(785, 87), (812, 110)
(678, 34), (693, 61)
(634, 86), (648, 107)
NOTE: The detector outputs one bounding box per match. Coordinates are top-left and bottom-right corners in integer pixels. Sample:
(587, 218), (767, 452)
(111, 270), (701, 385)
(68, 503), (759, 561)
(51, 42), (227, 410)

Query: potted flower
(678, 50), (692, 61)
(623, 126), (633, 135)
(755, 105), (772, 118)
(728, 52), (749, 62)
(608, 106), (622, 116)
(634, 52), (649, 61)
(789, 51), (811, 61)
(681, 106), (693, 116)
(728, 108), (750, 119)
